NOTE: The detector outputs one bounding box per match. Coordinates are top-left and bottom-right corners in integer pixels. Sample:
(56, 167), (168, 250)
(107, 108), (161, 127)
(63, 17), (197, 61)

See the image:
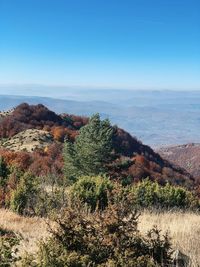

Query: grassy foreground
(0, 208), (200, 266)
(139, 211), (200, 266)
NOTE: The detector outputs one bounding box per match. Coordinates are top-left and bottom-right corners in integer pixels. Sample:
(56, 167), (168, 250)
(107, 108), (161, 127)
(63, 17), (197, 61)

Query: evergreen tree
(63, 140), (78, 185)
(75, 114), (113, 175)
(63, 114), (114, 181)
(0, 157), (9, 187)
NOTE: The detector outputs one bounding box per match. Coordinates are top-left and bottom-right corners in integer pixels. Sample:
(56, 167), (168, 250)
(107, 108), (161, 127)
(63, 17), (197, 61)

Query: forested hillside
(158, 143), (200, 183)
(0, 103), (194, 186)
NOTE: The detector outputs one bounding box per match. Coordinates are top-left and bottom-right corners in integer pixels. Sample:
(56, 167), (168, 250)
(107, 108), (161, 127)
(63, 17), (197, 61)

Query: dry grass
(139, 210), (200, 267)
(0, 208), (48, 255)
(0, 208), (200, 266)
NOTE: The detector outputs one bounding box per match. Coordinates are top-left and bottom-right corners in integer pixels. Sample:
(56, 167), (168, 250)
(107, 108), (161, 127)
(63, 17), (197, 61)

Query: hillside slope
(0, 129), (53, 152)
(1, 90), (200, 146)
(0, 103), (195, 187)
(158, 143), (200, 182)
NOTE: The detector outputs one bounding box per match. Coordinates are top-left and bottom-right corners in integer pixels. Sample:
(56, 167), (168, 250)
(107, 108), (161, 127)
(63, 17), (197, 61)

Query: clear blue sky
(0, 0), (199, 89)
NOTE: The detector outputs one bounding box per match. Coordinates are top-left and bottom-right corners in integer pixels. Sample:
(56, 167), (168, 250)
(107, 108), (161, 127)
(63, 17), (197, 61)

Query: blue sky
(0, 0), (199, 89)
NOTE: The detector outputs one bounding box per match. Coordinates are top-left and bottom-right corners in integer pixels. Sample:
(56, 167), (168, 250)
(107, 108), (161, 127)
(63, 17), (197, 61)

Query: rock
(171, 249), (190, 267)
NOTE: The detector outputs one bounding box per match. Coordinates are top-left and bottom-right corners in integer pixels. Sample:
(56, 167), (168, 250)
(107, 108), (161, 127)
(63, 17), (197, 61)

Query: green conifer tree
(75, 114), (113, 175)
(63, 114), (114, 182)
(0, 157), (9, 187)
(63, 140), (79, 185)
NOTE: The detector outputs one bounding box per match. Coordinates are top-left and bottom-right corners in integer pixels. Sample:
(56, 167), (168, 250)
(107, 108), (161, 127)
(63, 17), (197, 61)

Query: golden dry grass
(139, 210), (200, 267)
(0, 208), (48, 255)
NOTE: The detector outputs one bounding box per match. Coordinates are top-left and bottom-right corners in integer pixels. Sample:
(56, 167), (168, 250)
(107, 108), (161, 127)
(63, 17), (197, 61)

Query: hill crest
(0, 103), (195, 187)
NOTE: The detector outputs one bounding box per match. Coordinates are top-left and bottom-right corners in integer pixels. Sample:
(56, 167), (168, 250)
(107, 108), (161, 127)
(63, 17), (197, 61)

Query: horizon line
(0, 83), (200, 91)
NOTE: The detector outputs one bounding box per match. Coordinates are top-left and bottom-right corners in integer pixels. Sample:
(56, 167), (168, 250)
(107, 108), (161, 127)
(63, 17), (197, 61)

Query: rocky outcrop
(0, 129), (53, 152)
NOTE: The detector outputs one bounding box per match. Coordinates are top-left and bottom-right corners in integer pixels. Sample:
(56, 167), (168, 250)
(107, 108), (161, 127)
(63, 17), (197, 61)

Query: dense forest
(0, 103), (199, 266)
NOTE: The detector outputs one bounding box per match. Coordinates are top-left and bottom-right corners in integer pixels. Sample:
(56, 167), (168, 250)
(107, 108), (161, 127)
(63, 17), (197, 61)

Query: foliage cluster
(70, 175), (113, 211)
(21, 199), (172, 267)
(0, 228), (20, 266)
(63, 114), (114, 183)
(130, 179), (200, 210)
(0, 104), (194, 188)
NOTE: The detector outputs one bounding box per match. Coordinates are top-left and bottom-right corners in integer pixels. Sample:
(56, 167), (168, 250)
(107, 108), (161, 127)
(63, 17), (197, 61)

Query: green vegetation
(70, 175), (113, 211)
(9, 172), (40, 215)
(0, 157), (9, 187)
(63, 114), (114, 184)
(0, 228), (20, 267)
(0, 110), (199, 265)
(21, 199), (172, 267)
(130, 179), (199, 210)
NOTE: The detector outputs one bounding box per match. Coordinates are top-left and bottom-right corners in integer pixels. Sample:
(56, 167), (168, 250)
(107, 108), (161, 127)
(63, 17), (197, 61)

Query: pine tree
(0, 157), (9, 187)
(75, 114), (113, 175)
(63, 141), (79, 185)
(63, 114), (114, 181)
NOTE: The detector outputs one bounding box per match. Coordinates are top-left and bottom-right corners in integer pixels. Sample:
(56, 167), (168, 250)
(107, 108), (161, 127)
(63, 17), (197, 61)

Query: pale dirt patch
(0, 129), (53, 152)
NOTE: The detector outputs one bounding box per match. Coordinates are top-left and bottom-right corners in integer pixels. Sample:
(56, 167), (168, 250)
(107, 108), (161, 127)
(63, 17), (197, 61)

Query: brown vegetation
(139, 211), (200, 267)
(0, 103), (195, 187)
(0, 208), (199, 266)
(158, 143), (200, 182)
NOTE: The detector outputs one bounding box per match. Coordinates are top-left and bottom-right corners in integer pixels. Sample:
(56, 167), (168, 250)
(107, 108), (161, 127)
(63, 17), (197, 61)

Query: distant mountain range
(0, 88), (200, 146)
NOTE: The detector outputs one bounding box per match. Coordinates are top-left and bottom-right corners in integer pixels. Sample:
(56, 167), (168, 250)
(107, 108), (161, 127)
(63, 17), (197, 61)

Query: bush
(9, 172), (40, 215)
(8, 172), (66, 217)
(20, 199), (172, 267)
(0, 228), (21, 266)
(34, 174), (68, 217)
(70, 176), (114, 211)
(130, 179), (199, 210)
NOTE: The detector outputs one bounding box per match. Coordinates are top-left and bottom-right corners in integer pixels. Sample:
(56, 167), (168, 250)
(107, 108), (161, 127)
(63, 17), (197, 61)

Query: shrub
(8, 172), (66, 217)
(9, 172), (40, 215)
(34, 174), (68, 217)
(0, 228), (21, 266)
(20, 199), (172, 267)
(70, 176), (114, 211)
(130, 179), (199, 210)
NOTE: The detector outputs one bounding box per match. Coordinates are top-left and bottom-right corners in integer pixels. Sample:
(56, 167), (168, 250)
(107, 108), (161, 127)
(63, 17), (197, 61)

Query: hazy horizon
(0, 84), (200, 100)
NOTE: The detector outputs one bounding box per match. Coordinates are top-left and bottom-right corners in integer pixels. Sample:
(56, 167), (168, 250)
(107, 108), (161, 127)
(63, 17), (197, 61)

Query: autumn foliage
(0, 103), (196, 187)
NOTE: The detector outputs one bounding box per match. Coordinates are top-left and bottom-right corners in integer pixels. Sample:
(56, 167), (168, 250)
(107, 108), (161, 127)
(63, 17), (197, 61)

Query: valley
(1, 89), (200, 147)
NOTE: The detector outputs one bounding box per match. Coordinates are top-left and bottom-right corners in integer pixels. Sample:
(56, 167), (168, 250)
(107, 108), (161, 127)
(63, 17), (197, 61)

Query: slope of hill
(0, 109), (14, 119)
(0, 103), (195, 187)
(158, 143), (200, 182)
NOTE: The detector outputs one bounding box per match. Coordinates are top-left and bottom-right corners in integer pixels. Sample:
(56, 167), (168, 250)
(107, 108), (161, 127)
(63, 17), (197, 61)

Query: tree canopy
(63, 114), (114, 183)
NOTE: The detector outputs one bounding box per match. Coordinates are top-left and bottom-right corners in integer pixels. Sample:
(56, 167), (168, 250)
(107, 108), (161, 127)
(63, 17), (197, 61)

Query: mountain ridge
(1, 92), (200, 147)
(0, 103), (195, 188)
